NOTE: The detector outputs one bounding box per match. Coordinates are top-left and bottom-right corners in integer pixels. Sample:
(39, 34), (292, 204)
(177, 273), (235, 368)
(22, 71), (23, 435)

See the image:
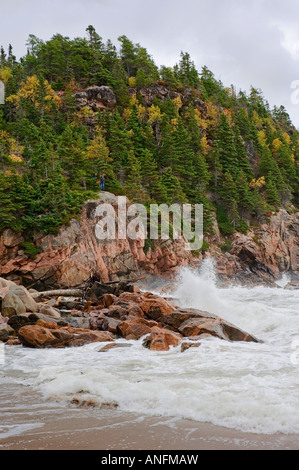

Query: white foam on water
(1, 259), (299, 435)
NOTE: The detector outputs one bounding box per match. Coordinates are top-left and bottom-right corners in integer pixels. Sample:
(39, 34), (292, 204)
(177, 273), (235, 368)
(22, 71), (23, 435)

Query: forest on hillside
(0, 26), (298, 251)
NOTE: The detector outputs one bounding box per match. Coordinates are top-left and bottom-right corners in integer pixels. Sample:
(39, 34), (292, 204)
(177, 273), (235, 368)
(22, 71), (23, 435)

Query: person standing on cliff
(100, 175), (106, 191)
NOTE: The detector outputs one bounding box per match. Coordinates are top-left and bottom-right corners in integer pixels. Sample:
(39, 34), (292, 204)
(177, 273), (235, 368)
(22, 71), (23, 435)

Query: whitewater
(0, 259), (298, 436)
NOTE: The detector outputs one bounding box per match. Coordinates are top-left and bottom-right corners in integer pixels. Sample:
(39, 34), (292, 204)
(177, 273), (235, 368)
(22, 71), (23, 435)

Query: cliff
(0, 192), (297, 290)
(0, 192), (194, 290)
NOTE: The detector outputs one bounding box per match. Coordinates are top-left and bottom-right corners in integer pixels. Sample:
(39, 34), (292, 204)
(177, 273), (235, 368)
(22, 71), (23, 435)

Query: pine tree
(160, 167), (187, 205)
(266, 175), (280, 208)
(124, 150), (145, 202)
(235, 170), (254, 217)
(234, 126), (254, 180)
(216, 113), (239, 177)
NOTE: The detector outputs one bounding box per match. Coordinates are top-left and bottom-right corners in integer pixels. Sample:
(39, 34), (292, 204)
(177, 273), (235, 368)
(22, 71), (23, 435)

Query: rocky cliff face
(0, 192), (297, 290)
(209, 209), (299, 286)
(0, 193), (194, 290)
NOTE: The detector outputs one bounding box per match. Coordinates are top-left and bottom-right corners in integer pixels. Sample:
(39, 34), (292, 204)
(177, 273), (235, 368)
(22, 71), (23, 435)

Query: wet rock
(107, 305), (128, 319)
(181, 342), (201, 352)
(85, 282), (116, 303)
(178, 316), (259, 343)
(0, 323), (15, 342)
(17, 323), (114, 348)
(143, 326), (182, 351)
(93, 316), (121, 335)
(160, 308), (217, 330)
(6, 337), (21, 346)
(7, 313), (35, 332)
(18, 324), (63, 348)
(102, 294), (117, 307)
(140, 292), (175, 321)
(98, 343), (133, 352)
(117, 318), (156, 340)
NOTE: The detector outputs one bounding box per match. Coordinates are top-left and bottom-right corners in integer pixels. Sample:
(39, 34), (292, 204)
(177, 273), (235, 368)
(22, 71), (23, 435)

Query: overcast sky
(1, 0), (299, 126)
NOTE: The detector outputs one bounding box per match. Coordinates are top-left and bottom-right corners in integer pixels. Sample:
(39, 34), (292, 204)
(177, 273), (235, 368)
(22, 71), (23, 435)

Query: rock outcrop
(18, 320), (114, 349)
(0, 276), (260, 351)
(203, 209), (299, 286)
(74, 86), (117, 111)
(231, 210), (299, 280)
(0, 191), (297, 290)
(0, 193), (194, 290)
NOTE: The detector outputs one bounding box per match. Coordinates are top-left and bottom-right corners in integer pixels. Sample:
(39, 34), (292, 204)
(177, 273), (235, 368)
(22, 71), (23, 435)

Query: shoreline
(0, 383), (298, 450)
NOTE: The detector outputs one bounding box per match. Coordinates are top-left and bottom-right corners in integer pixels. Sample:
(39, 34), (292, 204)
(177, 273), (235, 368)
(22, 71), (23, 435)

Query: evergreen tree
(216, 113), (239, 177)
(124, 150), (144, 202)
(160, 167), (187, 205)
(266, 175), (280, 208)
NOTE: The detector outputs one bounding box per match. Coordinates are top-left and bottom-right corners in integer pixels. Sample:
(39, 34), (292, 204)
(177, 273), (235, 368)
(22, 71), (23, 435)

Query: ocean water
(1, 259), (299, 436)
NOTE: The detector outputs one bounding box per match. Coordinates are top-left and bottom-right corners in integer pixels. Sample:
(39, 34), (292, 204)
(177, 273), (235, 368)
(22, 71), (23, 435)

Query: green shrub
(20, 242), (40, 259)
(216, 206), (235, 236)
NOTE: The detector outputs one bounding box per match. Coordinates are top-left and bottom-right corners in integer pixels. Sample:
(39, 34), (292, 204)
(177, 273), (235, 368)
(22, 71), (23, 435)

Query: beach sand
(0, 383), (298, 450)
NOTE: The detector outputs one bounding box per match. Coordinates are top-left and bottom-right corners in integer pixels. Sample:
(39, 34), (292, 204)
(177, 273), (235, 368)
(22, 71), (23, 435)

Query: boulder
(143, 326), (182, 351)
(107, 305), (128, 319)
(6, 337), (21, 346)
(117, 318), (157, 340)
(178, 316), (259, 343)
(17, 323), (114, 348)
(8, 285), (38, 312)
(178, 317), (228, 340)
(0, 323), (15, 342)
(8, 313), (36, 332)
(0, 277), (18, 288)
(65, 330), (113, 347)
(36, 319), (59, 329)
(181, 342), (201, 353)
(7, 312), (67, 333)
(18, 325), (63, 348)
(102, 294), (117, 308)
(37, 304), (61, 319)
(98, 343), (132, 352)
(160, 308), (217, 330)
(92, 316), (121, 335)
(140, 292), (175, 321)
(1, 288), (26, 317)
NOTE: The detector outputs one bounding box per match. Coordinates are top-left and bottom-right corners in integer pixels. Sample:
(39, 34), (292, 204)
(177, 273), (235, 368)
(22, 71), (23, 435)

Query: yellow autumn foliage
(194, 108), (208, 129)
(206, 102), (220, 126)
(148, 104), (163, 124)
(0, 67), (11, 84)
(282, 132), (291, 145)
(9, 154), (23, 163)
(257, 130), (267, 147)
(6, 75), (62, 111)
(72, 106), (95, 125)
(123, 108), (132, 121)
(272, 138), (282, 155)
(171, 118), (178, 129)
(0, 130), (24, 159)
(128, 76), (136, 87)
(252, 110), (263, 129)
(201, 136), (209, 155)
(172, 96), (182, 111)
(85, 127), (111, 163)
(249, 176), (266, 188)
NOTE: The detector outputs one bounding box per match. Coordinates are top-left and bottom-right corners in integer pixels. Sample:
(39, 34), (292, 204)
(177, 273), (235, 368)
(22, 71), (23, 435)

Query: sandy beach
(0, 383), (298, 451)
